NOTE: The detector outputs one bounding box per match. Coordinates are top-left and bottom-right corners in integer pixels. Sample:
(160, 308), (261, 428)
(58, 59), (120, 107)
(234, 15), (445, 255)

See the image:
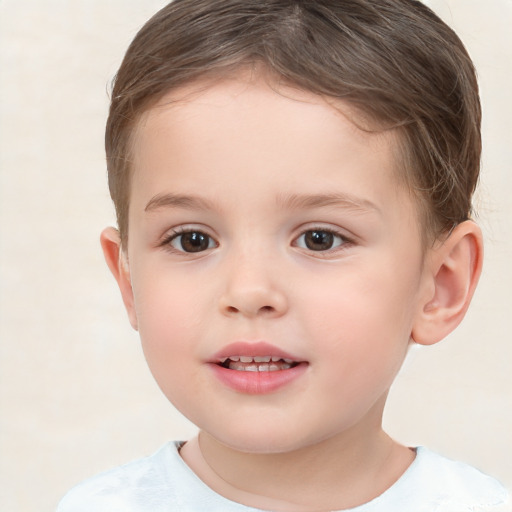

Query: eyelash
(159, 226), (353, 255)
(160, 227), (218, 255)
(293, 227), (352, 254)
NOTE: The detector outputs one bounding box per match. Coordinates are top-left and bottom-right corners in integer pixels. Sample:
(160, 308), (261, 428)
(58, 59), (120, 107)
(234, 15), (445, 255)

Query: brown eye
(296, 229), (345, 251)
(170, 231), (215, 253)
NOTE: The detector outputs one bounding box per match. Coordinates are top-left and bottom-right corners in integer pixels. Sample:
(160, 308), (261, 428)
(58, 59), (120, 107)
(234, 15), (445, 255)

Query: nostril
(220, 289), (287, 318)
(224, 304), (275, 315)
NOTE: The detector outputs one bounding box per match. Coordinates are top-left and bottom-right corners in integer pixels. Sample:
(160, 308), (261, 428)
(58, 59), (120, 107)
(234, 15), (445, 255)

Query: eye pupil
(305, 230), (334, 251)
(181, 232), (209, 252)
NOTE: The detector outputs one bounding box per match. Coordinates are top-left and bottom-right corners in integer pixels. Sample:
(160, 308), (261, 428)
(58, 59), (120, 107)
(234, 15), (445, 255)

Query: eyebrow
(145, 193), (216, 212)
(276, 192), (381, 215)
(144, 191), (380, 215)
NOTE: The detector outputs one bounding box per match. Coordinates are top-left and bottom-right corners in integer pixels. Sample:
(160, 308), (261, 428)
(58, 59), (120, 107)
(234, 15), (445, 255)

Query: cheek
(131, 271), (206, 371)
(133, 263), (205, 327)
(134, 284), (207, 414)
(299, 265), (416, 376)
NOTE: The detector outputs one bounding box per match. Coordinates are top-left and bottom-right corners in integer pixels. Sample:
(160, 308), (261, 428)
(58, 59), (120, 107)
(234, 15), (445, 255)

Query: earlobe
(100, 227), (139, 330)
(412, 221), (483, 346)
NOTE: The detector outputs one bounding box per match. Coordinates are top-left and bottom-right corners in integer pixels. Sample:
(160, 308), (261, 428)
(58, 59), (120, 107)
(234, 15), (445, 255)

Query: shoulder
(56, 441), (265, 512)
(56, 442), (182, 512)
(409, 447), (511, 511)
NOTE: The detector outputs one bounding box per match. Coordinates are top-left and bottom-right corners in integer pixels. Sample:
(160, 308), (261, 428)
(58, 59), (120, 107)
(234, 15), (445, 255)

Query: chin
(205, 422), (324, 455)
(222, 438), (301, 455)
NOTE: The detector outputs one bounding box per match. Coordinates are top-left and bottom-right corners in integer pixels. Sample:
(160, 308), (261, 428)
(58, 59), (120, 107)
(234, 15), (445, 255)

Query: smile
(210, 342), (307, 393)
(218, 356), (296, 372)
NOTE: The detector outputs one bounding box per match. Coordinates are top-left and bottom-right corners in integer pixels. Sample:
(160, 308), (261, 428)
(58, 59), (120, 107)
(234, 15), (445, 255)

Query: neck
(180, 402), (415, 511)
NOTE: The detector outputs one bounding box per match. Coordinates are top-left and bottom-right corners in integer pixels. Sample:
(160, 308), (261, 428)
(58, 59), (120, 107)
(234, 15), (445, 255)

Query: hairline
(117, 66), (435, 251)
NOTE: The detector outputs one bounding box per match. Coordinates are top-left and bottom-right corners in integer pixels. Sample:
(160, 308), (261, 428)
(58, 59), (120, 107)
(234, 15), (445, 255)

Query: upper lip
(211, 341), (303, 363)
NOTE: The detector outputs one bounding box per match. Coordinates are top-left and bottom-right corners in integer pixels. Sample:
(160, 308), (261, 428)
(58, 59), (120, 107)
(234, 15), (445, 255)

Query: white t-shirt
(56, 442), (510, 512)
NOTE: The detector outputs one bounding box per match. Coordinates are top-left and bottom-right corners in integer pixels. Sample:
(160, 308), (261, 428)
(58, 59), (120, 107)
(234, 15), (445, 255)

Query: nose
(218, 251), (288, 319)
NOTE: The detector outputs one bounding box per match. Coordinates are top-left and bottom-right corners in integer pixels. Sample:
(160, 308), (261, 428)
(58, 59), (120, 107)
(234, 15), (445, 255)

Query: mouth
(217, 355), (298, 372)
(210, 342), (308, 393)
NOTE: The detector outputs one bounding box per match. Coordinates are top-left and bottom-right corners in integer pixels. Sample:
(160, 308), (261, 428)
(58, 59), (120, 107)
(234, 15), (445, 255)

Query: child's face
(120, 77), (431, 453)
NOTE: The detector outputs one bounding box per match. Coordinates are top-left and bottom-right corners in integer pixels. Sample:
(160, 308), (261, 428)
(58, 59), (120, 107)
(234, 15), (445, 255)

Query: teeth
(222, 355), (290, 363)
(218, 355), (298, 368)
(227, 361), (293, 372)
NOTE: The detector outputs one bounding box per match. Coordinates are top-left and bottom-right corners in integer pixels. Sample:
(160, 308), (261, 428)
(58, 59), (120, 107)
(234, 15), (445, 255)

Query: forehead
(136, 70), (390, 136)
(133, 75), (400, 167)
(129, 76), (412, 221)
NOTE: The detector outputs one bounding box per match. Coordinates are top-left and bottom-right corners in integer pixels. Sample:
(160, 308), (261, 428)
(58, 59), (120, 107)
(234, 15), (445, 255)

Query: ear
(412, 221), (483, 346)
(100, 227), (138, 330)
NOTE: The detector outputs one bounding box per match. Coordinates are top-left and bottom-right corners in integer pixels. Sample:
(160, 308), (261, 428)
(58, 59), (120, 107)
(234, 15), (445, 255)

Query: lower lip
(208, 362), (308, 394)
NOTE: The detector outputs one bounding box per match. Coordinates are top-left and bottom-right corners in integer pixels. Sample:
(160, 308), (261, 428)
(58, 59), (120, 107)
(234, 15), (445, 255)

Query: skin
(101, 76), (483, 511)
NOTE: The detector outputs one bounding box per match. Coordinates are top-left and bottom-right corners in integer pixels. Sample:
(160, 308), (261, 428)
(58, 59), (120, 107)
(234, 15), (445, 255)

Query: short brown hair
(106, 0), (481, 245)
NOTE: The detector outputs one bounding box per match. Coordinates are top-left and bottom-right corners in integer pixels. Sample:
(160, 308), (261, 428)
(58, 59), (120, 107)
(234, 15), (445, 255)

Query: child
(57, 0), (510, 510)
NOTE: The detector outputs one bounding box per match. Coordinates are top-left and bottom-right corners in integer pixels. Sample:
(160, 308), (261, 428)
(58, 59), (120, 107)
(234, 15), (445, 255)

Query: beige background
(0, 1), (511, 511)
